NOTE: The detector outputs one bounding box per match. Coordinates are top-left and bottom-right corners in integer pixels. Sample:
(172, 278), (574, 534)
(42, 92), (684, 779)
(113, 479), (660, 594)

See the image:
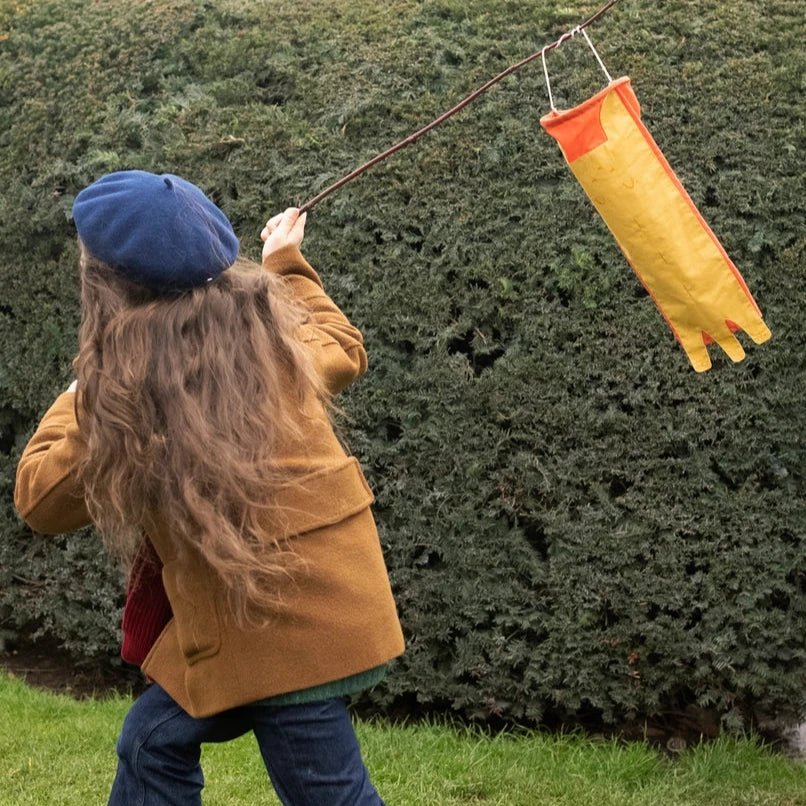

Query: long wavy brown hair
(74, 246), (327, 625)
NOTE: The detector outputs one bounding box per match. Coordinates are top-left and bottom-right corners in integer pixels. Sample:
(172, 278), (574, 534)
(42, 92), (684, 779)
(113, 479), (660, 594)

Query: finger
(275, 207), (300, 236)
(290, 211), (307, 240)
(260, 213), (284, 241)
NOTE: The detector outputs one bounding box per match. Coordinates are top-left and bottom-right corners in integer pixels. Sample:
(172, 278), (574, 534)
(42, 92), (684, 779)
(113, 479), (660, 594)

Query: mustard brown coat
(14, 245), (405, 717)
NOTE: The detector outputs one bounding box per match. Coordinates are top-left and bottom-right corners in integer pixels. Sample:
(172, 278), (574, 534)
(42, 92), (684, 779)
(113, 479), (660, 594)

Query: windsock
(540, 76), (771, 372)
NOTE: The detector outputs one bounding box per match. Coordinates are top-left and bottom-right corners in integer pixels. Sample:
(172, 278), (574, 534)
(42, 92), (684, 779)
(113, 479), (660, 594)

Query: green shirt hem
(255, 664), (387, 707)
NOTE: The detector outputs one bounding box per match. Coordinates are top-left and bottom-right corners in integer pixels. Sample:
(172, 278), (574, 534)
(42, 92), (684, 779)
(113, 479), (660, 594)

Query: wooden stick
(299, 0), (623, 213)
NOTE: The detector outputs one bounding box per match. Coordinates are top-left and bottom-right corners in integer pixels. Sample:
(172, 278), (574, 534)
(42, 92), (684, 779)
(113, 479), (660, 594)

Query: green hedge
(1, 0), (803, 730)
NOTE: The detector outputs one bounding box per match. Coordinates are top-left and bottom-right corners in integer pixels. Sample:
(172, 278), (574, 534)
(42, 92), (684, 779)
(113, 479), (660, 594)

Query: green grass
(1, 673), (803, 805)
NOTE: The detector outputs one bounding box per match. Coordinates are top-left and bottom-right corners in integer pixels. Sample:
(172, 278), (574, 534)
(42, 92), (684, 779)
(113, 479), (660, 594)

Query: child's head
(71, 171), (325, 624)
(72, 170), (239, 292)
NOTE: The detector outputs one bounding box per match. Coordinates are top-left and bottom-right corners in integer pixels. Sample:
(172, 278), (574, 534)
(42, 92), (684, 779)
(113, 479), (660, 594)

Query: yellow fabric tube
(541, 77), (771, 372)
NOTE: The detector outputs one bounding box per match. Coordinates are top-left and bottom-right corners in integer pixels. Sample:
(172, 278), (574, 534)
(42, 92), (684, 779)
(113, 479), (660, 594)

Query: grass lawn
(0, 672), (803, 805)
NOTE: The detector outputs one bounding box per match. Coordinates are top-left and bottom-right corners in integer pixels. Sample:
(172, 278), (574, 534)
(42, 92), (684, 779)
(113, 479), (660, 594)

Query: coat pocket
(161, 560), (221, 664)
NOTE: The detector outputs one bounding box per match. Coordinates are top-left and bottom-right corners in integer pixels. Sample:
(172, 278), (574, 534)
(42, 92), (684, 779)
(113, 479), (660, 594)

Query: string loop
(540, 28), (614, 113)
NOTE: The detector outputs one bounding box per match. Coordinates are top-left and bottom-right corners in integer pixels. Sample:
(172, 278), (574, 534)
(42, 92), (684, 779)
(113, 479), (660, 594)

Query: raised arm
(261, 209), (368, 394)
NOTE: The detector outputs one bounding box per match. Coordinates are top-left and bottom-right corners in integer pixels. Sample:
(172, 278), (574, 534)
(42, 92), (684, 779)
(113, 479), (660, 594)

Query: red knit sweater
(120, 538), (172, 666)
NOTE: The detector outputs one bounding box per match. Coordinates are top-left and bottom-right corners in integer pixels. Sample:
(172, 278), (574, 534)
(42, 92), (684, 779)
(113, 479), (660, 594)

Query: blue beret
(72, 170), (239, 291)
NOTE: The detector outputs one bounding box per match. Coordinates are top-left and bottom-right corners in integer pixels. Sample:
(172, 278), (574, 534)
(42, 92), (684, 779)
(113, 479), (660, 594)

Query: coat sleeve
(14, 392), (92, 534)
(262, 245), (368, 394)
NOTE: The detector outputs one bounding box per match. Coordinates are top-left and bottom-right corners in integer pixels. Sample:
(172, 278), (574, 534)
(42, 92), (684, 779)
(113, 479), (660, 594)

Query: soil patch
(1, 639), (145, 700)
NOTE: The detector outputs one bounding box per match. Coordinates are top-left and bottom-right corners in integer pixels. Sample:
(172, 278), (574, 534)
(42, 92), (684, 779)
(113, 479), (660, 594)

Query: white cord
(542, 23), (614, 113)
(541, 48), (557, 112)
(581, 28), (614, 84)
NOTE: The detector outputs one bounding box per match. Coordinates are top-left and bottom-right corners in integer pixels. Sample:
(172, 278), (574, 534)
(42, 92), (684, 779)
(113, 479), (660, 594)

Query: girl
(14, 170), (405, 805)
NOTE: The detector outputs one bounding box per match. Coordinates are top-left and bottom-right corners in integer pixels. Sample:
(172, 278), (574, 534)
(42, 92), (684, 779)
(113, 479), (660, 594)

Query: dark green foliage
(1, 0), (803, 729)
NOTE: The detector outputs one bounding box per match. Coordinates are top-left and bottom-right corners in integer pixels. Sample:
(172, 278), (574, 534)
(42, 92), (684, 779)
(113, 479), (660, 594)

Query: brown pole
(298, 0), (623, 213)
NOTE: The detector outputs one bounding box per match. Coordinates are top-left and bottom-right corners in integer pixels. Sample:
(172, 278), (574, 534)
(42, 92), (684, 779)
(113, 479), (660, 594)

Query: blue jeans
(108, 683), (385, 805)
